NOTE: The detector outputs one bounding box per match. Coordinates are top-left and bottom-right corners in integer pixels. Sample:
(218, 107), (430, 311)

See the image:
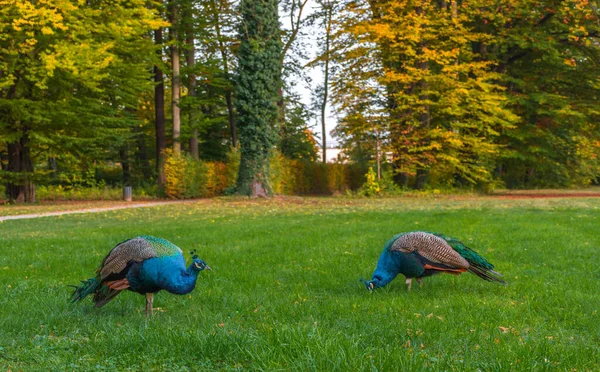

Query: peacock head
(363, 276), (382, 291)
(190, 250), (212, 272)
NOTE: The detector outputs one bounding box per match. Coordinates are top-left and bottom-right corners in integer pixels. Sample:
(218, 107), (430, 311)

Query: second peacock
(71, 236), (211, 315)
(365, 231), (505, 291)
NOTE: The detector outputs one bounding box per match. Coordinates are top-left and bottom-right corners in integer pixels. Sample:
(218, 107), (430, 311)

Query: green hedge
(164, 149), (366, 199)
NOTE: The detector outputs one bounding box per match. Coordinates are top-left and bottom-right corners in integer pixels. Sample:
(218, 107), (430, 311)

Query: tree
(0, 0), (164, 202)
(334, 0), (519, 188)
(480, 1), (600, 187)
(208, 0), (238, 147)
(155, 26), (167, 188)
(307, 0), (338, 163)
(235, 0), (282, 196)
(181, 0), (199, 159)
(280, 94), (318, 161)
(169, 0), (182, 154)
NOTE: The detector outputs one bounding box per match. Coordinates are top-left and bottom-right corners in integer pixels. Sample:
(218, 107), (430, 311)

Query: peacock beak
(205, 265), (212, 271)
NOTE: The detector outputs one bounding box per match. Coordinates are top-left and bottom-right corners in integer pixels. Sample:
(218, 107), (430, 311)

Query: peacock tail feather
(92, 284), (122, 308)
(70, 276), (124, 308)
(430, 232), (506, 285)
(430, 232), (494, 269)
(70, 277), (101, 303)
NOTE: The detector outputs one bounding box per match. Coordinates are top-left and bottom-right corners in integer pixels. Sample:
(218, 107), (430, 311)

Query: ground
(1, 195), (599, 370)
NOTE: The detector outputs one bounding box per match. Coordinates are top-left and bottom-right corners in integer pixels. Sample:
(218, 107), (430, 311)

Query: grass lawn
(1, 196), (599, 370)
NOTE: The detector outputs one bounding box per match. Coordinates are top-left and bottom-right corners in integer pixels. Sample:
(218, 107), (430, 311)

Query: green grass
(1, 197), (599, 370)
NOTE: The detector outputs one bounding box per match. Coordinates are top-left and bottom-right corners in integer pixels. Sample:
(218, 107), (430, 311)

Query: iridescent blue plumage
(365, 231), (505, 291)
(127, 256), (202, 295)
(366, 243), (426, 290)
(71, 236), (211, 315)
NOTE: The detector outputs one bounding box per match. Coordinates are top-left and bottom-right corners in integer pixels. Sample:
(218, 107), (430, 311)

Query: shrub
(164, 149), (188, 199)
(359, 167), (381, 197)
(36, 185), (125, 200)
(144, 148), (369, 199)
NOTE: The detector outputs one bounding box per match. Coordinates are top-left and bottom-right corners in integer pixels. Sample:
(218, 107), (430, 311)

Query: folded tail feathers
(468, 264), (507, 285)
(93, 286), (123, 308)
(70, 277), (124, 307)
(70, 278), (100, 303)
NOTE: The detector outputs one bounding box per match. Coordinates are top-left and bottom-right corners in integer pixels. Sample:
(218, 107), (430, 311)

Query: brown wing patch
(392, 232), (470, 269)
(105, 278), (130, 290)
(423, 264), (467, 274)
(99, 238), (157, 280)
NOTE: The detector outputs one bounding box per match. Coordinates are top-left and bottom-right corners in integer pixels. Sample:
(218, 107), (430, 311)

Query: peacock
(71, 236), (211, 315)
(364, 231), (505, 291)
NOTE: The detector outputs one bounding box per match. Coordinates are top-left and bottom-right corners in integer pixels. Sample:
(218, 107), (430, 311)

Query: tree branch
(281, 0), (309, 61)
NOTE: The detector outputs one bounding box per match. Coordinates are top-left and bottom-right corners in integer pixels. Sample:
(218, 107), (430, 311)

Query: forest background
(1, 0), (599, 202)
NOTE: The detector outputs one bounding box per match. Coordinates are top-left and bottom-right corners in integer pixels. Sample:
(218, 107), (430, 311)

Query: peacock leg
(145, 293), (154, 316)
(405, 278), (413, 291)
(416, 278), (423, 288)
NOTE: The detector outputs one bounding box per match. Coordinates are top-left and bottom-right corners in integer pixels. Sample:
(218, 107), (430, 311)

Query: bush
(163, 149), (366, 199)
(359, 167), (381, 197)
(36, 185), (129, 201)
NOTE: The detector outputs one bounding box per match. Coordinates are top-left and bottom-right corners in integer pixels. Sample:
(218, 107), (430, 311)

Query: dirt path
(0, 200), (191, 222)
(2, 192), (600, 222)
(492, 192), (600, 199)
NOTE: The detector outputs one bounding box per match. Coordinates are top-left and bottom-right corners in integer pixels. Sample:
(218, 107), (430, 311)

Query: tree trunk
(135, 128), (152, 177)
(189, 131), (199, 159)
(6, 131), (35, 203)
(394, 172), (409, 188)
(154, 28), (167, 188)
(211, 0), (237, 147)
(119, 147), (131, 186)
(320, 1), (333, 164)
(170, 3), (181, 154)
(414, 59), (430, 190)
(277, 0), (310, 146)
(415, 167), (428, 189)
(414, 3), (430, 190)
(225, 92), (236, 147)
(186, 18), (199, 160)
(235, 0), (282, 196)
(375, 130), (381, 181)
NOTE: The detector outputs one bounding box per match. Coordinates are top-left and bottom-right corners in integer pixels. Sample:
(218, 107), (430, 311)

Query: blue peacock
(71, 236), (211, 315)
(365, 231), (505, 290)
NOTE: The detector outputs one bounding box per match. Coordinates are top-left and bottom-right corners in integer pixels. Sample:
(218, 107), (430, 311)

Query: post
(123, 186), (133, 202)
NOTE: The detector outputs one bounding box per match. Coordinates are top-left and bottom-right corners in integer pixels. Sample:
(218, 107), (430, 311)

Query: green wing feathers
(430, 232), (506, 285)
(140, 235), (182, 257)
(70, 277), (122, 307)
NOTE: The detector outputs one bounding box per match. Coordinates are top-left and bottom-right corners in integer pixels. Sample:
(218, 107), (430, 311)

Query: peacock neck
(161, 264), (200, 295)
(371, 249), (402, 288)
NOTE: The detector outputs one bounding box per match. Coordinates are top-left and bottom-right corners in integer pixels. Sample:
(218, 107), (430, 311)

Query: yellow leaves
(147, 18), (170, 30)
(366, 23), (395, 41)
(2, 0), (162, 90)
(12, 18), (32, 32)
(42, 53), (57, 77)
(421, 47), (460, 64)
